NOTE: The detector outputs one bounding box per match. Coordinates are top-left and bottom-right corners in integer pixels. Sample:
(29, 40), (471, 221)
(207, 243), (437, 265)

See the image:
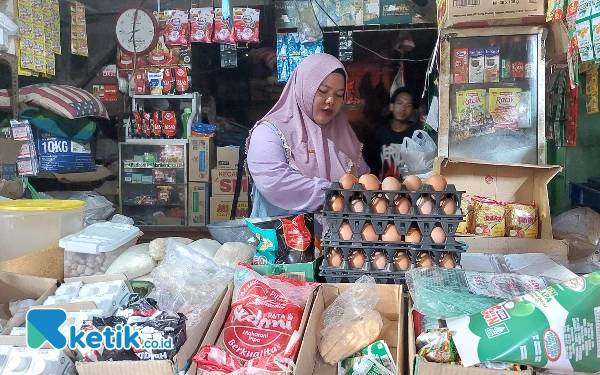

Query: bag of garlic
(105, 244), (156, 279)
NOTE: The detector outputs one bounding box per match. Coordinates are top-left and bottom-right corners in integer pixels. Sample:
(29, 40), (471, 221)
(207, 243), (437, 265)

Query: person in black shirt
(372, 87), (419, 180)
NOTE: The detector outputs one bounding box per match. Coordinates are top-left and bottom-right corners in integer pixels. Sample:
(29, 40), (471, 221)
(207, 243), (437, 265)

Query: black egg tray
(320, 268), (407, 285)
(323, 182), (465, 216)
(324, 215), (464, 245)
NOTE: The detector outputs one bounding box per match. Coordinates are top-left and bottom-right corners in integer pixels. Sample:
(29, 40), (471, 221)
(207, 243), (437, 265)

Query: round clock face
(115, 8), (159, 55)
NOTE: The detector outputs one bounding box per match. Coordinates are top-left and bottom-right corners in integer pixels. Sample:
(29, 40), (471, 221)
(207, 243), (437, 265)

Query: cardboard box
(188, 182), (210, 227)
(462, 238), (569, 260)
(187, 281), (314, 375)
(188, 137), (216, 182)
(295, 284), (407, 375)
(252, 257), (323, 282)
(437, 0), (545, 29)
(209, 196), (249, 224)
(434, 157), (562, 240)
(216, 146), (240, 170)
(0, 271), (58, 334)
(76, 284), (232, 375)
(211, 168), (249, 196)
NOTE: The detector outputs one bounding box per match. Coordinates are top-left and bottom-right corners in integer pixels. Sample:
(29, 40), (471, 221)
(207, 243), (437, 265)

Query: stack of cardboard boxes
(209, 146), (250, 223)
(188, 137), (215, 226)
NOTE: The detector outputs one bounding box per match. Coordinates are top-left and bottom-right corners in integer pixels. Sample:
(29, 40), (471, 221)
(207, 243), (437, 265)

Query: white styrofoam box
(0, 345), (13, 373)
(61, 223), (140, 278)
(58, 310), (104, 341)
(28, 349), (75, 375)
(4, 347), (34, 375)
(43, 282), (83, 306)
(9, 328), (25, 336)
(69, 280), (130, 316)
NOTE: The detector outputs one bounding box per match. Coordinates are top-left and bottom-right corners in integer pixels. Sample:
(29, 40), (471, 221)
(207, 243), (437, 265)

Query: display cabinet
(438, 26), (546, 164)
(119, 141), (187, 226)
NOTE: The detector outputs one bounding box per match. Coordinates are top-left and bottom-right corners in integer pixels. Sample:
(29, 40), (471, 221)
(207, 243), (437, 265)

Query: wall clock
(115, 7), (159, 56)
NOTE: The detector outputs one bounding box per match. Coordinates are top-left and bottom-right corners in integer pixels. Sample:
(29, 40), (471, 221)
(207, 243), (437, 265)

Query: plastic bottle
(181, 107), (192, 139)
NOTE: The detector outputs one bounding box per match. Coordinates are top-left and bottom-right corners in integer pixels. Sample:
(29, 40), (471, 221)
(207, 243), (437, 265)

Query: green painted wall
(547, 75), (600, 215)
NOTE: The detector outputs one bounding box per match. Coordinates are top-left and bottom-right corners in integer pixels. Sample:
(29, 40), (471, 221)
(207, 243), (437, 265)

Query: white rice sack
(188, 239), (222, 259)
(106, 243), (157, 279)
(149, 237), (193, 261)
(213, 242), (256, 268)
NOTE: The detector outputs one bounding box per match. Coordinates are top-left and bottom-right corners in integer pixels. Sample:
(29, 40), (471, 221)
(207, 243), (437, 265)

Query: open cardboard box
(295, 284), (407, 375)
(76, 283), (232, 375)
(434, 158), (562, 240)
(462, 238), (569, 261)
(186, 283), (316, 374)
(0, 271), (59, 334)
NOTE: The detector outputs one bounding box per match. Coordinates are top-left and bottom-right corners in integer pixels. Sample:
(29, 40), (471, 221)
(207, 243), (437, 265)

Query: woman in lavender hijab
(246, 53), (369, 218)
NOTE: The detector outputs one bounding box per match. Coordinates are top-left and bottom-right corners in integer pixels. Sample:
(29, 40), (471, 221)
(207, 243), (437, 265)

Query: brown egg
(440, 197), (457, 215)
(361, 223), (379, 242)
(339, 221), (353, 241)
(440, 253), (456, 268)
(426, 175), (447, 192)
(330, 195), (344, 212)
(381, 177), (401, 191)
(371, 251), (388, 270)
(417, 252), (434, 268)
(372, 197), (389, 214)
(403, 175), (423, 192)
(382, 224), (402, 242)
(405, 226), (423, 243)
(417, 195), (435, 215)
(339, 174), (359, 189)
(431, 226), (447, 244)
(394, 196), (411, 214)
(359, 174), (380, 190)
(327, 248), (343, 267)
(351, 199), (365, 213)
(394, 252), (411, 271)
(349, 250), (365, 269)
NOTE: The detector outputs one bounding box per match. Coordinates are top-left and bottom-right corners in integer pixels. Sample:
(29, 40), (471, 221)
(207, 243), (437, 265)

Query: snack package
(318, 276), (384, 365)
(148, 72), (163, 95)
(453, 48), (469, 84)
(152, 110), (163, 138)
(456, 195), (473, 234)
(157, 186), (173, 203)
(416, 329), (458, 363)
(213, 8), (235, 44)
(161, 110), (177, 138)
(162, 67), (175, 94)
(174, 66), (191, 94)
(547, 0), (566, 21)
(472, 196), (506, 237)
(164, 9), (189, 47)
(488, 88), (521, 129)
(222, 264), (319, 362)
(456, 89), (486, 127)
(576, 20), (595, 62)
(277, 57), (290, 83)
(143, 110), (153, 138)
(275, 214), (315, 264)
(190, 7), (214, 43)
(339, 340), (397, 375)
(484, 46), (500, 83)
(505, 202), (538, 238)
(130, 111), (143, 138)
(233, 8), (260, 43)
(448, 271), (600, 372)
(468, 48), (485, 83)
(247, 219), (279, 265)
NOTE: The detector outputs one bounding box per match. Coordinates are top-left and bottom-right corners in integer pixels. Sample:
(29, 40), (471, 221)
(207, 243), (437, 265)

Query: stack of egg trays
(320, 182), (467, 284)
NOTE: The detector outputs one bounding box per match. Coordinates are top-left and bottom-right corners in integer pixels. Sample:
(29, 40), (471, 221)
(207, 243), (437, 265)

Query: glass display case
(119, 141), (187, 226)
(438, 26), (546, 164)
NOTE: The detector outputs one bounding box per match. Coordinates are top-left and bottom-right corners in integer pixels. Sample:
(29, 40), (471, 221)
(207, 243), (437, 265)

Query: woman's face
(312, 72), (345, 126)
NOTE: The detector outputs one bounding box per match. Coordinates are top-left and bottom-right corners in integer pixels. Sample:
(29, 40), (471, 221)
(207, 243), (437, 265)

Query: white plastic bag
(400, 130), (436, 176)
(188, 239), (222, 259)
(105, 243), (156, 279)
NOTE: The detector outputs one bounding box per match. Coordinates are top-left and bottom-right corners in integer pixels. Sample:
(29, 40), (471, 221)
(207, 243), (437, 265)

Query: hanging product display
(213, 8), (235, 44)
(189, 7), (214, 43)
(547, 0), (566, 21)
(70, 1), (88, 56)
(276, 32), (324, 83)
(17, 0), (59, 77)
(233, 8), (260, 43)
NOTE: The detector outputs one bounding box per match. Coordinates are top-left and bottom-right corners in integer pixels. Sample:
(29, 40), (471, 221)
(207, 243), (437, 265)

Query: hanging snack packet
(233, 8), (260, 43)
(547, 0), (566, 21)
(246, 219), (279, 265)
(222, 264), (319, 362)
(162, 110), (177, 138)
(190, 7), (214, 43)
(448, 271), (600, 372)
(164, 9), (189, 47)
(213, 8), (235, 44)
(456, 195), (473, 234)
(505, 202), (538, 239)
(275, 214), (315, 264)
(472, 196), (505, 237)
(152, 110), (163, 138)
(148, 72), (163, 96)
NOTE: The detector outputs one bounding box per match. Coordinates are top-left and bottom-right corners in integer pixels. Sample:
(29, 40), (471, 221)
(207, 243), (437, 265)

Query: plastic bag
(212, 242), (256, 268)
(295, 1), (322, 43)
(400, 130), (436, 176)
(318, 275), (384, 365)
(149, 237), (193, 261)
(188, 239), (222, 259)
(193, 345), (295, 375)
(105, 244), (156, 279)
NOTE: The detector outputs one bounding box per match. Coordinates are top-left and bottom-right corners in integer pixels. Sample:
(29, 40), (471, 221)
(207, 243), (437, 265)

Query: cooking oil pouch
(275, 214), (315, 264)
(448, 271), (600, 372)
(246, 219), (278, 265)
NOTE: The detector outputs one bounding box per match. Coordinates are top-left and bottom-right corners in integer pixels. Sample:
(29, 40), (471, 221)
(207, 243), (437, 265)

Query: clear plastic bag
(105, 243), (156, 279)
(400, 130), (436, 176)
(148, 237), (193, 261)
(149, 239), (234, 327)
(318, 275), (384, 365)
(295, 1), (323, 43)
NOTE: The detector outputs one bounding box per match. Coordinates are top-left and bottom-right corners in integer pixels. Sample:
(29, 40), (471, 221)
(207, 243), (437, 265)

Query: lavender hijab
(247, 53), (363, 181)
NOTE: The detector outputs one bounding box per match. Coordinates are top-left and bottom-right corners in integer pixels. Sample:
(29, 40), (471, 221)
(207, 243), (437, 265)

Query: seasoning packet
(456, 195), (473, 235)
(488, 88), (521, 129)
(586, 92), (599, 114)
(339, 340), (397, 375)
(547, 0), (566, 21)
(586, 67), (598, 95)
(213, 8), (235, 44)
(164, 9), (189, 47)
(233, 8), (260, 43)
(189, 7), (214, 43)
(472, 196), (505, 237)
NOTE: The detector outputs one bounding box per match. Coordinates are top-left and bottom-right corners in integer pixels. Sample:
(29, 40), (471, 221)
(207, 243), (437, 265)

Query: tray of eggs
(325, 173), (464, 220)
(320, 245), (459, 284)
